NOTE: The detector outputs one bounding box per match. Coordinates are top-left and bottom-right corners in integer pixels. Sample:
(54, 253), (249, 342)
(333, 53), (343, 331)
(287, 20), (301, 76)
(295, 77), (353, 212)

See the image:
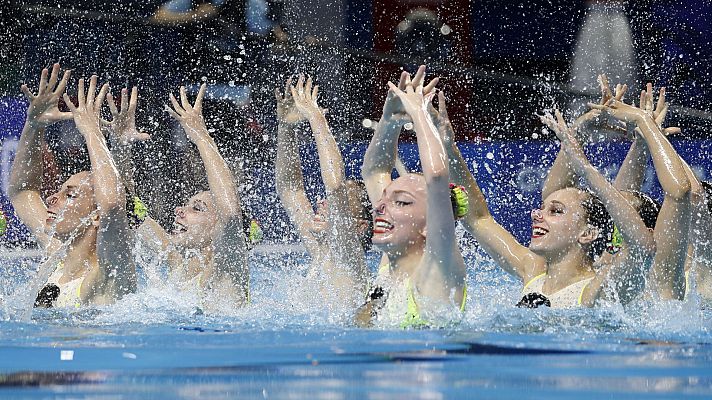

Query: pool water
(1, 247), (712, 399)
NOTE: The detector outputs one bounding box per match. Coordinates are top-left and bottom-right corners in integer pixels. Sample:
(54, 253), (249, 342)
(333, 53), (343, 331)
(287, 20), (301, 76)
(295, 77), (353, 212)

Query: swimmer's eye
(395, 200), (412, 207)
(193, 205), (205, 212)
(66, 192), (78, 199)
(548, 207), (564, 215)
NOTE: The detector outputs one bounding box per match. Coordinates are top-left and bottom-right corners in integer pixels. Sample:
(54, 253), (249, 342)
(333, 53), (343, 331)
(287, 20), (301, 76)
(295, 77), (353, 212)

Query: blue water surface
(1, 247), (712, 399)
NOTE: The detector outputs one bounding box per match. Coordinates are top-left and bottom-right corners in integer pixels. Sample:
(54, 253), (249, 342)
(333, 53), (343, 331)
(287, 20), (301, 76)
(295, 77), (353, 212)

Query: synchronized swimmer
(5, 62), (711, 327)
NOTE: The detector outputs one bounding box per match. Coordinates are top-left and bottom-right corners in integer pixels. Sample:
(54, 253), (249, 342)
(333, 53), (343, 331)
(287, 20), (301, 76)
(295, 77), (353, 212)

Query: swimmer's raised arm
(542, 75), (618, 199)
(613, 84), (680, 192)
(105, 86), (151, 197)
(388, 80), (465, 303)
(431, 91), (541, 283)
(542, 109), (654, 305)
(594, 98), (691, 300)
(290, 76), (368, 293)
(8, 63), (72, 250)
(274, 76), (322, 255)
(63, 75), (137, 303)
(167, 83), (248, 302)
(362, 66), (437, 204)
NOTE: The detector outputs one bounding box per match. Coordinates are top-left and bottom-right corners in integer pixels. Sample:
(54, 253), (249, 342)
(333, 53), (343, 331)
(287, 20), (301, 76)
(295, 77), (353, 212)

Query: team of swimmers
(6, 63), (711, 327)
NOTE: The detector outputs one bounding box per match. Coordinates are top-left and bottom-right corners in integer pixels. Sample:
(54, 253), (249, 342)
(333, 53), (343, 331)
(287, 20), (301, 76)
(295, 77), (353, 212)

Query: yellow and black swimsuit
(365, 264), (467, 329)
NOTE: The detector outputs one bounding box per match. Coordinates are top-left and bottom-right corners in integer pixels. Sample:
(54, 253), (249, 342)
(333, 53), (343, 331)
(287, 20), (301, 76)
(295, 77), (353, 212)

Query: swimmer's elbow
(665, 177), (691, 201)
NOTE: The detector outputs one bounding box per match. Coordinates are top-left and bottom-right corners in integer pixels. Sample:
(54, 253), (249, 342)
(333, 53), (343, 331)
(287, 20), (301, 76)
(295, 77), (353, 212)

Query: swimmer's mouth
(532, 226), (548, 238)
(172, 221), (188, 234)
(47, 211), (58, 222)
(373, 218), (394, 234)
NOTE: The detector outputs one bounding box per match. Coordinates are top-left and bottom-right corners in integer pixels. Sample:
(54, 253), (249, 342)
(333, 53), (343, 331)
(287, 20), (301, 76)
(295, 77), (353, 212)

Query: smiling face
(45, 171), (97, 240)
(371, 174), (427, 254)
(171, 191), (219, 249)
(529, 188), (592, 258)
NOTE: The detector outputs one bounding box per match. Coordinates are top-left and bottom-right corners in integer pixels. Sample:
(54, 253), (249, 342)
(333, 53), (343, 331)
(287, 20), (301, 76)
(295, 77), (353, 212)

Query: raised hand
(541, 109), (587, 164)
(166, 84), (210, 144)
(639, 83), (681, 136)
(105, 87), (150, 145)
(21, 63), (73, 128)
(572, 74), (627, 134)
(290, 75), (323, 120)
(275, 77), (305, 125)
(387, 78), (434, 118)
(431, 91), (454, 146)
(382, 65), (439, 124)
(62, 75), (109, 137)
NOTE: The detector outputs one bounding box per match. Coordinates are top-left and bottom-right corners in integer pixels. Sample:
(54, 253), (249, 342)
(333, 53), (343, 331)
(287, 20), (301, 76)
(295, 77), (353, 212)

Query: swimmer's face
(172, 191), (219, 249)
(308, 181), (372, 240)
(371, 174), (427, 254)
(309, 198), (329, 235)
(529, 188), (590, 257)
(45, 171), (97, 240)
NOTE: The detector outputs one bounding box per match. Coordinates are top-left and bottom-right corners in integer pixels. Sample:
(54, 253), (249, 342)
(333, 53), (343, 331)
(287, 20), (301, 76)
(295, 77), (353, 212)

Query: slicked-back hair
(580, 190), (614, 260)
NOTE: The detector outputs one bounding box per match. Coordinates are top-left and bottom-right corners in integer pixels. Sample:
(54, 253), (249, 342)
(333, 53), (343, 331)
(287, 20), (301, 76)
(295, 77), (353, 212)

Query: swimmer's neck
(61, 227), (98, 282)
(543, 247), (594, 292)
(179, 247), (214, 281)
(385, 245), (425, 282)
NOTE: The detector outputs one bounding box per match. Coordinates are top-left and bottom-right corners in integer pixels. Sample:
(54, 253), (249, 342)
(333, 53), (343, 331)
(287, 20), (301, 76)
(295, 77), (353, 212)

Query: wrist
(379, 115), (406, 127)
(25, 115), (48, 130)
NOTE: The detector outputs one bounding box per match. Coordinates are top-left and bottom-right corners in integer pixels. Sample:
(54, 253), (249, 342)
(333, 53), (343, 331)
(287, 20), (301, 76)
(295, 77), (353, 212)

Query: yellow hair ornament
(0, 210), (7, 236)
(132, 196), (148, 221)
(449, 183), (469, 219)
(249, 219), (263, 244)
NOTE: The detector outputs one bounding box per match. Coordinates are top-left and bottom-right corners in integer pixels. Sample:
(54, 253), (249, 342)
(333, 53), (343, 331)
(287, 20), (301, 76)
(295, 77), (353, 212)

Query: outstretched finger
(169, 93), (183, 115)
(639, 90), (646, 110)
(304, 76), (313, 99)
(274, 87), (283, 101)
(129, 87), (138, 114)
(312, 85), (319, 101)
(398, 71), (409, 91)
(295, 74), (305, 95)
(86, 75), (98, 107)
(663, 127), (681, 136)
(387, 81), (403, 96)
(38, 68), (49, 95)
(119, 88), (129, 113)
(63, 93), (77, 112)
(179, 86), (190, 109)
(615, 84), (627, 101)
(107, 92), (119, 117)
(599, 74), (611, 101)
(655, 87), (666, 113)
(20, 84), (34, 101)
(77, 78), (86, 108)
(424, 77), (439, 95)
(656, 103), (669, 125)
(195, 83), (207, 111)
(438, 91), (449, 120)
(48, 63), (60, 91)
(95, 83), (109, 113)
(54, 69), (72, 96)
(165, 104), (181, 121)
(411, 65), (426, 88)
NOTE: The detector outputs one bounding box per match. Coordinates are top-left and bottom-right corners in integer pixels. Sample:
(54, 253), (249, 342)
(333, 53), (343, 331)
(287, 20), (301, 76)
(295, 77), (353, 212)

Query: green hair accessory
(449, 183), (469, 219)
(607, 224), (623, 254)
(0, 210), (7, 236)
(249, 219), (263, 244)
(132, 196), (148, 221)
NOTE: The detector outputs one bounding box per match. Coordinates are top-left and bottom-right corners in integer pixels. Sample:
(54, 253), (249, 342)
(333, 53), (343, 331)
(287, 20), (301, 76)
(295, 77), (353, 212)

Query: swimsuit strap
(576, 277), (595, 306)
(522, 273), (546, 292)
